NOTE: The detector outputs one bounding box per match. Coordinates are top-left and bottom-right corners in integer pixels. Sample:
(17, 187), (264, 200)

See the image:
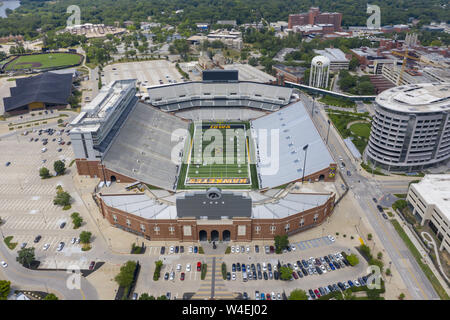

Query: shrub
(153, 260), (163, 281)
(4, 236), (18, 250)
(221, 262), (227, 280)
(377, 252), (383, 260)
(346, 254), (359, 266)
(367, 233), (372, 240)
(288, 289), (308, 300)
(39, 167), (51, 179)
(201, 263), (207, 280)
(225, 246), (231, 254)
(198, 246), (204, 254)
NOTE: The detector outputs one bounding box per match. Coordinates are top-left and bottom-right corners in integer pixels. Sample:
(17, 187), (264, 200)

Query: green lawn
(349, 122), (371, 139)
(6, 53), (82, 71)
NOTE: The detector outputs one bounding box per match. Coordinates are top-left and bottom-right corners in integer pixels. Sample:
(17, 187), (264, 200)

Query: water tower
(309, 55), (330, 89)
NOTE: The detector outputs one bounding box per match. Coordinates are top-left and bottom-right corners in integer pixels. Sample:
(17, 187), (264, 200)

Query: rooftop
(376, 83), (450, 113)
(411, 174), (450, 220)
(314, 48), (348, 62)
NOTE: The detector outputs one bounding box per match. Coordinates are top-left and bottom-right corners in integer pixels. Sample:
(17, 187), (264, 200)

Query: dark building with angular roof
(3, 72), (73, 114)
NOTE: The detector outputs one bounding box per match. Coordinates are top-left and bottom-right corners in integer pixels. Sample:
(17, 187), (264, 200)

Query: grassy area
(394, 194), (407, 198)
(360, 162), (386, 176)
(4, 236), (18, 250)
(319, 95), (356, 108)
(349, 123), (371, 139)
(390, 219), (450, 300)
(6, 53), (82, 71)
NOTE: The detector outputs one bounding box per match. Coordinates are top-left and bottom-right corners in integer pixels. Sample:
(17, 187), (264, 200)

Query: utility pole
(326, 120), (331, 145)
(301, 144), (309, 184)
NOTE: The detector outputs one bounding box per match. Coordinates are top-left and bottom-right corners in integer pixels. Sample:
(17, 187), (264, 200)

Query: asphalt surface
(304, 93), (439, 300)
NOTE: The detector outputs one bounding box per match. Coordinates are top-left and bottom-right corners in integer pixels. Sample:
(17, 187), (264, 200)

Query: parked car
(43, 243), (50, 251)
(59, 222), (66, 229)
(255, 245), (259, 253)
(197, 262), (201, 271)
(160, 246), (165, 254)
(308, 289), (315, 299)
(382, 213), (389, 219)
(186, 264), (191, 272)
(89, 261), (96, 270)
(264, 245), (270, 254)
(180, 246), (184, 253)
(194, 246), (198, 253)
(5, 161), (11, 166)
(180, 272), (185, 281)
(20, 242), (27, 249)
(226, 272), (231, 281)
(57, 242), (65, 251)
(34, 235), (42, 243)
(1, 261), (7, 268)
(169, 272), (175, 280)
(169, 246), (174, 254)
(243, 292), (248, 300)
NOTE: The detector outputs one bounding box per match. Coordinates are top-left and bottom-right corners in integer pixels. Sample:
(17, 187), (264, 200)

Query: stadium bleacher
(102, 102), (189, 191)
(147, 81), (293, 112)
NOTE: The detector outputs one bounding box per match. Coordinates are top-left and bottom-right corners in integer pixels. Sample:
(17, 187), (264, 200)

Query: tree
(53, 190), (71, 207)
(156, 295), (168, 300)
(53, 160), (66, 175)
(16, 247), (35, 268)
(0, 280), (11, 300)
(139, 293), (155, 300)
(385, 268), (392, 276)
(115, 260), (137, 287)
(79, 231), (92, 244)
(39, 167), (51, 179)
(71, 212), (83, 229)
(288, 289), (308, 300)
(274, 235), (289, 254)
(248, 57), (258, 66)
(343, 289), (356, 300)
(279, 266), (293, 281)
(398, 293), (405, 300)
(346, 254), (359, 266)
(349, 57), (360, 71)
(377, 252), (383, 260)
(43, 293), (59, 300)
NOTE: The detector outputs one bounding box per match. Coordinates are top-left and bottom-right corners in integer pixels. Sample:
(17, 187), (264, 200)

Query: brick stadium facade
(288, 7), (342, 32)
(97, 192), (336, 242)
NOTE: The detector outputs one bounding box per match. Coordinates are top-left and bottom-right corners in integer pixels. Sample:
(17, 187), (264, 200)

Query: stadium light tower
(301, 144), (309, 184)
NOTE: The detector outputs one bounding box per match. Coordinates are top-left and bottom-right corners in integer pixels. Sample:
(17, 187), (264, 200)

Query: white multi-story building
(69, 80), (137, 161)
(406, 175), (450, 253)
(309, 55), (330, 89)
(365, 83), (450, 172)
(313, 48), (349, 71)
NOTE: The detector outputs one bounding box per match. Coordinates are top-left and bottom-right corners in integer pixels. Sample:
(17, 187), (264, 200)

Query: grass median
(390, 219), (449, 300)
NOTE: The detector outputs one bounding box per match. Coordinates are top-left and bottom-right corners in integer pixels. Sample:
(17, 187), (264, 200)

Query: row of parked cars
(227, 251), (352, 283)
(163, 262), (202, 281)
(160, 245), (199, 254)
(308, 275), (370, 299)
(254, 291), (286, 300)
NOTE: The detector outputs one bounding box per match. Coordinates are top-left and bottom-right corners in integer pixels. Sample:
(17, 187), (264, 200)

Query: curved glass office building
(365, 83), (450, 172)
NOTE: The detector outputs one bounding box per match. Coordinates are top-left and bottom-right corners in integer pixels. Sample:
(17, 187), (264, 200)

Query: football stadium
(70, 70), (338, 242)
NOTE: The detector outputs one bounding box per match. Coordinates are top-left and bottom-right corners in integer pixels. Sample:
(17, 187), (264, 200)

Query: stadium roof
(100, 192), (331, 220)
(251, 101), (334, 189)
(3, 72), (73, 112)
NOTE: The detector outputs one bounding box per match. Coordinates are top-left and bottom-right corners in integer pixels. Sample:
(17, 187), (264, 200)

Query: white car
(186, 264), (191, 272)
(354, 280), (361, 287)
(57, 242), (64, 251)
(271, 292), (276, 300)
(188, 246), (193, 253)
(262, 262), (267, 271)
(176, 264), (182, 272)
(71, 237), (77, 244)
(235, 246), (240, 253)
(291, 245), (296, 251)
(20, 242), (27, 249)
(1, 261), (7, 268)
(246, 246), (250, 253)
(320, 265), (327, 273)
(293, 263), (299, 271)
(231, 246), (235, 253)
(232, 273), (236, 281)
(277, 293), (281, 300)
(169, 272), (174, 280)
(170, 246), (174, 254)
(43, 243), (50, 251)
(328, 235), (336, 242)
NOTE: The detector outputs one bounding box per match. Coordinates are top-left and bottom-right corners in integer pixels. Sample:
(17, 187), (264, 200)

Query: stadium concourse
(70, 70), (338, 241)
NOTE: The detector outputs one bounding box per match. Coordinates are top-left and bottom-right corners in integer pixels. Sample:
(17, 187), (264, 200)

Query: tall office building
(288, 7), (342, 32)
(365, 83), (450, 172)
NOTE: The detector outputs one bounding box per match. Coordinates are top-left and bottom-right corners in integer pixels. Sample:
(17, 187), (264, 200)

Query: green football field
(5, 53), (82, 71)
(185, 123), (251, 185)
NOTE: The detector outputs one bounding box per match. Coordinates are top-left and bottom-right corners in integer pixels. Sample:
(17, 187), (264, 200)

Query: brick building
(288, 7), (342, 32)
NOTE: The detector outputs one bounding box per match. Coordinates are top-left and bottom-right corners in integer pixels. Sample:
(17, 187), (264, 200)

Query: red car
(89, 261), (95, 270)
(197, 262), (201, 271)
(314, 289), (321, 298)
(269, 246), (275, 253)
(180, 272), (185, 281)
(292, 272), (298, 279)
(266, 293), (271, 300)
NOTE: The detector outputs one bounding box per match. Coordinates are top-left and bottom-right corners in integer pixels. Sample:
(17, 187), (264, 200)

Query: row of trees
(338, 70), (375, 95)
(39, 160), (66, 179)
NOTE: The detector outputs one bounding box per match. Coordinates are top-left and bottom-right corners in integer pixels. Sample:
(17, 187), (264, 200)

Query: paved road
(303, 94), (439, 300)
(0, 237), (98, 300)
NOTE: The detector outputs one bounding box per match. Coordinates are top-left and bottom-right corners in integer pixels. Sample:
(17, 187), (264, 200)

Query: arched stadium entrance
(110, 175), (117, 182)
(211, 230), (219, 241)
(199, 230), (207, 241)
(222, 230), (231, 242)
(318, 174), (325, 181)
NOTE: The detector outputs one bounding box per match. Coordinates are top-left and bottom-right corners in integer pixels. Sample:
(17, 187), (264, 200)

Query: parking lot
(0, 124), (93, 270)
(102, 60), (183, 92)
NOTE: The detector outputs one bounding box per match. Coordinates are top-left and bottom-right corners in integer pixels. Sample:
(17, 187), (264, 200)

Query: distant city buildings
(288, 7), (342, 33)
(272, 64), (307, 85)
(217, 20), (237, 27)
(65, 23), (126, 38)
